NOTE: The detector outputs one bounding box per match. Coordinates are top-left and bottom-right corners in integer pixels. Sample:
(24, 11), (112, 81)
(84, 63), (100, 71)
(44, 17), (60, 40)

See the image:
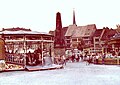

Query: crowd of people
(26, 48), (42, 66)
(54, 55), (66, 65)
(53, 50), (119, 65)
(6, 48), (120, 66)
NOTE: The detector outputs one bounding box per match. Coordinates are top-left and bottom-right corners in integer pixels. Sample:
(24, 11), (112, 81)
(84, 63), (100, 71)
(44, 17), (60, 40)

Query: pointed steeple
(73, 9), (76, 25)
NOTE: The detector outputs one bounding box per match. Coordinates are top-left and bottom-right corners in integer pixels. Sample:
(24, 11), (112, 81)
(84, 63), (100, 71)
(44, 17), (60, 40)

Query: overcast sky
(0, 0), (120, 32)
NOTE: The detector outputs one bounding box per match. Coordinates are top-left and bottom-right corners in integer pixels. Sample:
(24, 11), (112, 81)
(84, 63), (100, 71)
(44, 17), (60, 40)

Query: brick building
(93, 27), (116, 53)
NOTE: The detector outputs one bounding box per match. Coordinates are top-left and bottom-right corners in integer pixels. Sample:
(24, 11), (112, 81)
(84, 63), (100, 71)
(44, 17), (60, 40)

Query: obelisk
(54, 12), (65, 56)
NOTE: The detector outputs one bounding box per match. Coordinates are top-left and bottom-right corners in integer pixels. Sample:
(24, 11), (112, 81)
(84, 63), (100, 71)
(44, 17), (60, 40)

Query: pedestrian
(54, 55), (58, 64)
(80, 54), (83, 61)
(86, 55), (89, 65)
(95, 54), (99, 64)
(34, 50), (40, 65)
(71, 53), (75, 62)
(60, 55), (66, 65)
(75, 54), (80, 62)
(102, 53), (106, 64)
(86, 55), (92, 65)
(55, 55), (61, 65)
(27, 51), (33, 65)
(62, 55), (66, 65)
(84, 54), (87, 61)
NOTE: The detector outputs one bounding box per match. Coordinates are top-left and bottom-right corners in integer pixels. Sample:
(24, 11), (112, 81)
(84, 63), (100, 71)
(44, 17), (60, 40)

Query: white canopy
(0, 30), (51, 35)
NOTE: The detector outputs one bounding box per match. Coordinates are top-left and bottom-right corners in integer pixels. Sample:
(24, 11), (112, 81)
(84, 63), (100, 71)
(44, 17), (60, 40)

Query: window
(83, 37), (89, 39)
(95, 39), (99, 42)
(72, 39), (77, 41)
(85, 32), (90, 35)
(67, 40), (70, 43)
(78, 38), (82, 41)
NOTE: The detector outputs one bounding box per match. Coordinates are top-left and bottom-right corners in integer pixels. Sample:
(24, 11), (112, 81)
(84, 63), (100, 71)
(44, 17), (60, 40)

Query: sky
(0, 0), (120, 33)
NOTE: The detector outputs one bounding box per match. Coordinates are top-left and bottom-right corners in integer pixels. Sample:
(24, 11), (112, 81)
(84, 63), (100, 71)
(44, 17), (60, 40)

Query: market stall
(0, 29), (54, 71)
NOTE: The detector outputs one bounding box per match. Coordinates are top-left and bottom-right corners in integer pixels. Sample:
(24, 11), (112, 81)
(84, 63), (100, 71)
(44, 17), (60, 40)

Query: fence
(5, 53), (25, 65)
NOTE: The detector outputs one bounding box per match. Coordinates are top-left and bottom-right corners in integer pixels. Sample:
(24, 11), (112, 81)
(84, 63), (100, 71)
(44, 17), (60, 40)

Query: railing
(5, 53), (25, 65)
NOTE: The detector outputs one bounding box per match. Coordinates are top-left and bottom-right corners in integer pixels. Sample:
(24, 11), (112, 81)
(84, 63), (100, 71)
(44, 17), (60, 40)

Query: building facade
(65, 24), (96, 52)
(93, 27), (116, 54)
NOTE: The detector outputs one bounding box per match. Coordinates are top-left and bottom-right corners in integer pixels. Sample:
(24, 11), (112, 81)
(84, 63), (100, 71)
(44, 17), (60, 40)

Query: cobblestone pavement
(0, 62), (120, 85)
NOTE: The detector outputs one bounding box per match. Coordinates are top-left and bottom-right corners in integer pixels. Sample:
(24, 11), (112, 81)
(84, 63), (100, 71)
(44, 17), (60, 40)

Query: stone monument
(54, 12), (65, 56)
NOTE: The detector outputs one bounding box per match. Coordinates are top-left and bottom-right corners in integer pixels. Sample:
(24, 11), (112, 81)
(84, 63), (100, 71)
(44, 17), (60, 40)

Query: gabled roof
(65, 24), (96, 38)
(65, 24), (77, 36)
(93, 29), (103, 37)
(101, 28), (117, 40)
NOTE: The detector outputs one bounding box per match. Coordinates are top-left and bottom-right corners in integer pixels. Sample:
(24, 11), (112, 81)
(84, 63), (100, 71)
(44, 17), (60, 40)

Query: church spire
(73, 9), (77, 25)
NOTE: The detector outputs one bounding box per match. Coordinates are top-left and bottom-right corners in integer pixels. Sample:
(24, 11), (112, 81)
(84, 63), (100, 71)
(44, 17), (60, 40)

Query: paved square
(0, 62), (120, 85)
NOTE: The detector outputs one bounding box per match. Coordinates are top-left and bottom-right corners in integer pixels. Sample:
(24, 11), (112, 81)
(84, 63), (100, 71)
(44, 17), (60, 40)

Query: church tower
(73, 9), (77, 25)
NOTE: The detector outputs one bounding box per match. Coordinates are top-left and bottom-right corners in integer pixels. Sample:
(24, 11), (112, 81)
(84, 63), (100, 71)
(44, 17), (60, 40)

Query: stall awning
(5, 40), (54, 43)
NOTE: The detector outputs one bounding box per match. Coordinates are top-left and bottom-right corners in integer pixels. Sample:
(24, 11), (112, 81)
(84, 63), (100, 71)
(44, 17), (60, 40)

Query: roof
(62, 26), (68, 38)
(49, 30), (55, 35)
(93, 29), (103, 37)
(0, 27), (52, 36)
(112, 33), (120, 39)
(101, 28), (117, 41)
(65, 24), (77, 36)
(0, 30), (52, 36)
(65, 24), (96, 38)
(49, 26), (68, 37)
(2, 27), (31, 31)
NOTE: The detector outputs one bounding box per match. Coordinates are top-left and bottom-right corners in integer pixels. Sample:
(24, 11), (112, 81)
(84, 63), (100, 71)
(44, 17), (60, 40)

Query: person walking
(80, 54), (83, 61)
(86, 55), (92, 65)
(60, 55), (66, 65)
(75, 54), (80, 62)
(102, 53), (106, 64)
(71, 53), (75, 62)
(95, 54), (99, 64)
